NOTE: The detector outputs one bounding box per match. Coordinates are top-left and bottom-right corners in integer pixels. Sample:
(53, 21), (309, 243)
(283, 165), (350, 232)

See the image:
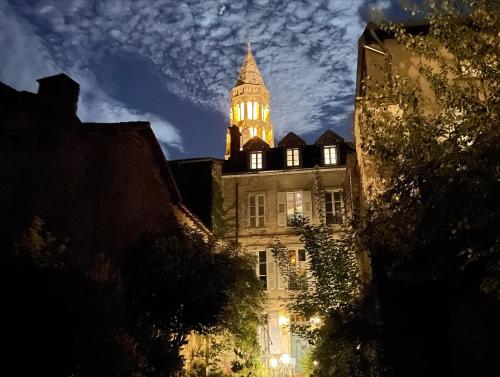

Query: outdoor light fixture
(280, 353), (291, 365)
(278, 315), (290, 327)
(270, 358), (278, 368)
(310, 315), (322, 325)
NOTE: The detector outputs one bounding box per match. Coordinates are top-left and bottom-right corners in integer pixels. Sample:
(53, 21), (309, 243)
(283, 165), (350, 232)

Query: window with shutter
(277, 192), (287, 226)
(279, 191), (313, 226)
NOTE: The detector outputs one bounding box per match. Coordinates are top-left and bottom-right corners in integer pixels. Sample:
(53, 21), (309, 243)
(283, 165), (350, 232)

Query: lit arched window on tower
(260, 104), (264, 120)
(234, 105), (240, 122)
(253, 102), (259, 120)
(240, 102), (245, 120)
(247, 102), (253, 120)
(263, 105), (270, 121)
(261, 128), (266, 141)
(230, 108), (233, 122)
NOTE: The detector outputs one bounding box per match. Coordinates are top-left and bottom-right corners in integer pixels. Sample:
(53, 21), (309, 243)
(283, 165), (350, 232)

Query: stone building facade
(221, 48), (359, 374)
(170, 46), (359, 374)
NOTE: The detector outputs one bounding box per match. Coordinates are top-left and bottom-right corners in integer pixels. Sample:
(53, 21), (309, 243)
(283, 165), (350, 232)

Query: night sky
(1, 0), (407, 159)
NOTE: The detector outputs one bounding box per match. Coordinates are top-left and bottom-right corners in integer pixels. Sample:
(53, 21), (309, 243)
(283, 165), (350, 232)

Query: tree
(358, 1), (500, 375)
(5, 218), (264, 376)
(272, 172), (383, 377)
(125, 228), (265, 376)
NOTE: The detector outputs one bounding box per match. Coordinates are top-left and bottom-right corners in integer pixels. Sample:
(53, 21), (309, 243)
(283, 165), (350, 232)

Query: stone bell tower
(225, 43), (274, 158)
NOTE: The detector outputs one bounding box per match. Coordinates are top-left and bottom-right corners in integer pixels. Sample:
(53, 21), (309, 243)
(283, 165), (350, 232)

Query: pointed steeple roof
(236, 43), (265, 86)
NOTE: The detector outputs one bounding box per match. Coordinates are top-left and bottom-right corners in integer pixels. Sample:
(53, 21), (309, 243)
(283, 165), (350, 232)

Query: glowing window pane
(240, 102), (245, 120)
(324, 146), (337, 165)
(250, 151), (262, 169)
(230, 108), (233, 122)
(286, 148), (300, 167)
(253, 102), (258, 119)
(262, 128), (266, 140)
(234, 106), (239, 122)
(247, 102), (253, 120)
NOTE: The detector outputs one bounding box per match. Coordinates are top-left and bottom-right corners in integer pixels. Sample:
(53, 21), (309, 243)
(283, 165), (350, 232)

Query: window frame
(323, 145), (337, 165)
(286, 191), (303, 227)
(258, 250), (267, 290)
(249, 193), (265, 228)
(324, 189), (344, 225)
(249, 151), (263, 170)
(286, 148), (300, 167)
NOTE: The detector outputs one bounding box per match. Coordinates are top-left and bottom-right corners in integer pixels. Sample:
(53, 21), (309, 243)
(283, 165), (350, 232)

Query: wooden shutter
(302, 191), (312, 221)
(278, 263), (287, 290)
(266, 249), (277, 290)
(277, 192), (286, 226)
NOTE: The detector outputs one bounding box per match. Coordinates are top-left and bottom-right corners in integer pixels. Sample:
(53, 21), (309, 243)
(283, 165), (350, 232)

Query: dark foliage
(4, 218), (261, 376)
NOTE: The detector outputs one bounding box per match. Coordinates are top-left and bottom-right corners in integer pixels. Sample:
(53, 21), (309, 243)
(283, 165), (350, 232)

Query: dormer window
(250, 151), (263, 170)
(286, 148), (300, 167)
(323, 145), (337, 165)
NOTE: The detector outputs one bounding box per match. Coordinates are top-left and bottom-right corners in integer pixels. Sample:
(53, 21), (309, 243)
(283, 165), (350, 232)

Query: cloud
(0, 1), (182, 152)
(4, 0), (372, 138)
(3, 0), (382, 143)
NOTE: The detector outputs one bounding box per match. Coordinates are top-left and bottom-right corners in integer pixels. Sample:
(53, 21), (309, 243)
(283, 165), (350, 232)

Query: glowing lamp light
(310, 316), (322, 325)
(313, 360), (319, 367)
(270, 358), (278, 368)
(278, 315), (290, 327)
(280, 353), (291, 365)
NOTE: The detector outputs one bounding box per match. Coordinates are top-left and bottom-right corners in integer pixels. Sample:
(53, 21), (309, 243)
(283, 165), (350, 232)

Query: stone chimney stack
(229, 124), (241, 159)
(37, 73), (80, 120)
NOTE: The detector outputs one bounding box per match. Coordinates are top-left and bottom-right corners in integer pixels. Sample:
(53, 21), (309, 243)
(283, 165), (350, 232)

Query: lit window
(286, 192), (303, 226)
(263, 105), (269, 121)
(250, 151), (262, 170)
(261, 128), (266, 141)
(325, 190), (344, 225)
(286, 148), (300, 167)
(291, 249), (307, 273)
(258, 250), (267, 289)
(249, 194), (265, 227)
(230, 107), (233, 122)
(324, 145), (337, 165)
(234, 105), (239, 122)
(247, 102), (253, 120)
(253, 101), (259, 120)
(240, 102), (245, 120)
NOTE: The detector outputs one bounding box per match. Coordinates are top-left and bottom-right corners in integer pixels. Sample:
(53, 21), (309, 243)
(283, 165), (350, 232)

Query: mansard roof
(278, 132), (306, 148)
(223, 129), (354, 174)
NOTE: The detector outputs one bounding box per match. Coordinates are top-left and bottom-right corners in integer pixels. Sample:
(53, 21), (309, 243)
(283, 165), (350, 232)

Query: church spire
(225, 43), (274, 158)
(236, 43), (264, 86)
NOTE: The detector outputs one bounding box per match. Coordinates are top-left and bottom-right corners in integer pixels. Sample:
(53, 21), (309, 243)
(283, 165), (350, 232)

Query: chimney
(37, 73), (80, 119)
(228, 125), (241, 158)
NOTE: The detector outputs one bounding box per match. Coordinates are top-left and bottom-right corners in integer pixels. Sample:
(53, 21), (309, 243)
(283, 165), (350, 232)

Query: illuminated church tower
(225, 43), (274, 158)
